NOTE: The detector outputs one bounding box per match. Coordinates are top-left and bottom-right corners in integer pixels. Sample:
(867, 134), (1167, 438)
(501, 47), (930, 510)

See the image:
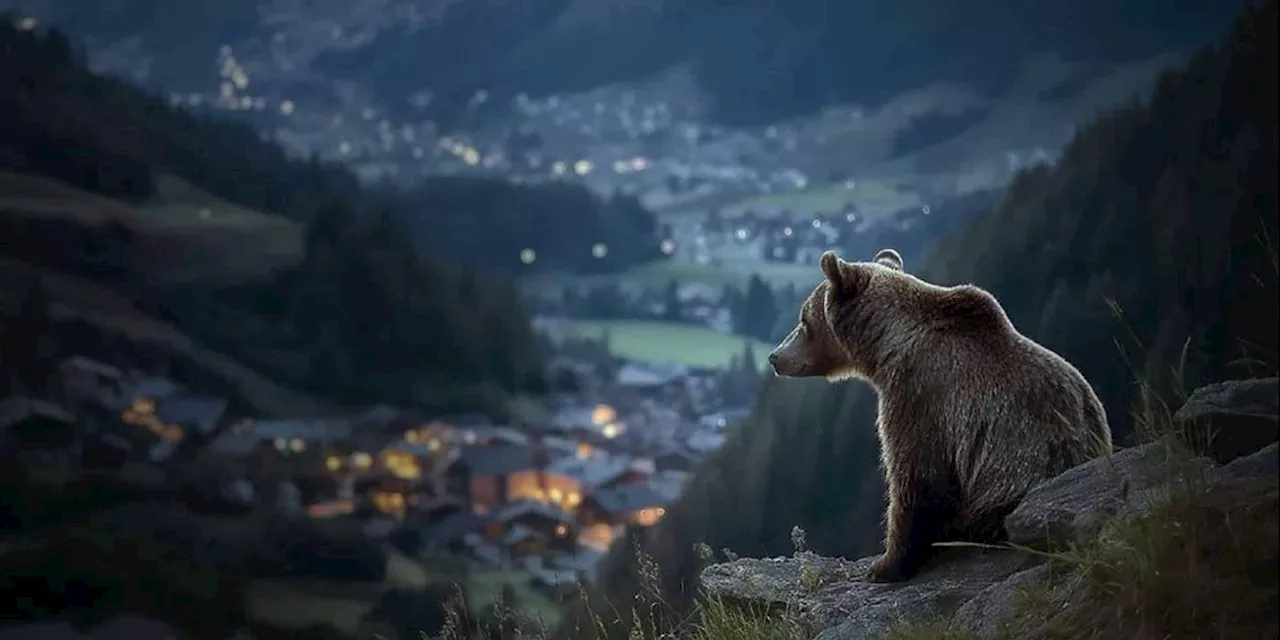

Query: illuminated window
(591, 405), (616, 426)
(131, 397), (156, 415)
(548, 488), (563, 503)
(601, 423), (622, 439)
(325, 456), (342, 472)
(289, 438), (306, 453)
(406, 430), (419, 443)
(353, 452), (373, 469)
(427, 438), (442, 452)
(566, 492), (582, 509)
(574, 160), (593, 175)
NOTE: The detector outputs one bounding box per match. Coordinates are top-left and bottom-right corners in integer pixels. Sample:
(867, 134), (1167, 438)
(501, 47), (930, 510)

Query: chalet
(155, 394), (228, 437)
(486, 500), (576, 558)
(446, 444), (540, 513)
(651, 446), (700, 473)
(578, 484), (669, 551)
(418, 511), (489, 554)
(0, 397), (80, 470)
(251, 418), (353, 456)
(57, 355), (122, 403)
(543, 454), (648, 513)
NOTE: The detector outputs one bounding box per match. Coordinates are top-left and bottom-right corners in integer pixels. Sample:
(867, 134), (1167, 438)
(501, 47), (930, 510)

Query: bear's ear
(873, 248), (903, 271)
(820, 250), (845, 288)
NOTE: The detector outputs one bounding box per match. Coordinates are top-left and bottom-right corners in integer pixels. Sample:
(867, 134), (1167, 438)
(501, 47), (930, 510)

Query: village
(0, 346), (751, 607)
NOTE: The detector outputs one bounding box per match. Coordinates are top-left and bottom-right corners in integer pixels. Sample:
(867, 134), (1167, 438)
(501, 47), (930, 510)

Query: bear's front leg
(867, 471), (952, 583)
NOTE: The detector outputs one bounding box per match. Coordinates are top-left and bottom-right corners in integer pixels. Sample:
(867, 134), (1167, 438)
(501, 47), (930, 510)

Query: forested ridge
(0, 17), (585, 415)
(559, 1), (1279, 635)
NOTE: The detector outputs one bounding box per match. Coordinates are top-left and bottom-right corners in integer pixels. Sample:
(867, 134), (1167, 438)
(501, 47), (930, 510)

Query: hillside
(558, 1), (1279, 635)
(0, 20), (546, 416)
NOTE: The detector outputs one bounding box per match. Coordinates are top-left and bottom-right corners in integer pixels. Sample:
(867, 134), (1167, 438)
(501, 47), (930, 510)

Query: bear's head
(768, 248), (905, 381)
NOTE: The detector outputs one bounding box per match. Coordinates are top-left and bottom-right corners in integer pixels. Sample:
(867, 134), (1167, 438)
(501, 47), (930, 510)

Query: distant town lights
(660, 239), (676, 255)
(574, 159), (594, 175)
(591, 243), (608, 259)
(520, 248), (537, 265)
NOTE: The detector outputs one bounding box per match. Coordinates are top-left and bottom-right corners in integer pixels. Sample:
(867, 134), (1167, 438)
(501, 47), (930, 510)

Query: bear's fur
(768, 248), (1113, 583)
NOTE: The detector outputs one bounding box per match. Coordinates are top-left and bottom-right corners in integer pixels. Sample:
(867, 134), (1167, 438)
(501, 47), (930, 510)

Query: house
(616, 362), (689, 390)
(418, 511), (490, 554)
(651, 446), (700, 473)
(0, 396), (80, 470)
(57, 355), (122, 404)
(446, 444), (540, 513)
(155, 394), (229, 437)
(251, 418), (353, 455)
(578, 483), (669, 551)
(486, 500), (576, 558)
(543, 454), (648, 512)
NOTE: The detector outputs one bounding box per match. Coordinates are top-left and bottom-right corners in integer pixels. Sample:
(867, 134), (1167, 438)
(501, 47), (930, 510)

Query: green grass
(560, 319), (773, 370)
(467, 569), (564, 631)
(245, 577), (383, 635)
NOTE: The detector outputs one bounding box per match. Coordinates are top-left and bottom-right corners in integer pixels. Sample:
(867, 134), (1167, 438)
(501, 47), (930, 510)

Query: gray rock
(1210, 441), (1279, 486)
(699, 549), (1042, 640)
(1174, 377), (1278, 462)
(952, 564), (1055, 637)
(1004, 440), (1216, 548)
(1173, 377), (1279, 423)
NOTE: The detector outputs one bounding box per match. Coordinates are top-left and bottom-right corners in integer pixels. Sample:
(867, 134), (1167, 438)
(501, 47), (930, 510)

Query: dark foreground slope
(558, 2), (1279, 635)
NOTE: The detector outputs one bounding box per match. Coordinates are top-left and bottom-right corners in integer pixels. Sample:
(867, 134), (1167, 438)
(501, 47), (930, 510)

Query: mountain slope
(0, 20), (547, 416)
(558, 2), (1279, 635)
(3, 0), (1250, 130)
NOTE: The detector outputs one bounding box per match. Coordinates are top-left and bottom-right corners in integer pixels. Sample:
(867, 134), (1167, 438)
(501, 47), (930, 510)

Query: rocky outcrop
(1173, 376), (1278, 462)
(697, 378), (1280, 639)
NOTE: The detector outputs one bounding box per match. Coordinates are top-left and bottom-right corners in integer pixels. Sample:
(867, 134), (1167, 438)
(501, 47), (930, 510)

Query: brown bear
(768, 248), (1112, 583)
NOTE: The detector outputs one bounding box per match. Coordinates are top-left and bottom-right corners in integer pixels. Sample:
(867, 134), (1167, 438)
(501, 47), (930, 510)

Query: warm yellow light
(274, 438), (287, 451)
(290, 438), (306, 453)
(576, 442), (594, 459)
(427, 438), (442, 452)
(566, 492), (582, 508)
(555, 523), (569, 537)
(406, 430), (419, 443)
(353, 452), (373, 468)
(132, 397), (156, 415)
(325, 456), (342, 471)
(548, 488), (563, 503)
(601, 423), (622, 439)
(591, 404), (616, 426)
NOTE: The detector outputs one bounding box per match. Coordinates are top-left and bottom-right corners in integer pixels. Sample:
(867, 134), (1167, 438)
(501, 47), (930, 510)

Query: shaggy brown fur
(768, 248), (1113, 583)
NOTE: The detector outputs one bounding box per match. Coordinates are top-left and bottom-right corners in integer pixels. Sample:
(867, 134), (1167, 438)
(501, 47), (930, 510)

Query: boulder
(1004, 440), (1215, 548)
(699, 549), (1042, 639)
(1173, 377), (1279, 462)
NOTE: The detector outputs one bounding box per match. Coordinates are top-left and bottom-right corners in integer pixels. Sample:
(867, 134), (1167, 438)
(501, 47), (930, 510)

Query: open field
(468, 569), (564, 630)
(522, 258), (822, 300)
(245, 577), (384, 634)
(559, 319), (772, 370)
(0, 170), (303, 285)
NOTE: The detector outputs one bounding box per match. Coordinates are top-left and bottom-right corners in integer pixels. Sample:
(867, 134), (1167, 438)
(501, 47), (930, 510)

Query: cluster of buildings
(1, 352), (746, 599)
